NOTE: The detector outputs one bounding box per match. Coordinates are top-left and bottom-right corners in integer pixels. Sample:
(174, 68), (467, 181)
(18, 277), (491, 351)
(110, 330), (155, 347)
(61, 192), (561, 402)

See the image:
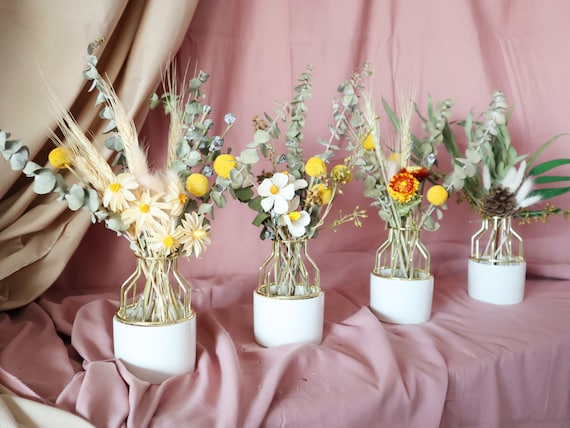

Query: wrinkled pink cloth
(1, 250), (570, 427)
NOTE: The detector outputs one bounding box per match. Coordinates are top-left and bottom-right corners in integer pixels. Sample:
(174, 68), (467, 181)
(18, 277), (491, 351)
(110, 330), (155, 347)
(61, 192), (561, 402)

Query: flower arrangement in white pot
(349, 91), (456, 324)
(225, 65), (370, 347)
(442, 90), (570, 305)
(0, 40), (239, 382)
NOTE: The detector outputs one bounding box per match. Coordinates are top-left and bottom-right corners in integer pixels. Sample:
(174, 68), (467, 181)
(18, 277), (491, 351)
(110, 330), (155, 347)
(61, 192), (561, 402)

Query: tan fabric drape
(0, 0), (199, 310)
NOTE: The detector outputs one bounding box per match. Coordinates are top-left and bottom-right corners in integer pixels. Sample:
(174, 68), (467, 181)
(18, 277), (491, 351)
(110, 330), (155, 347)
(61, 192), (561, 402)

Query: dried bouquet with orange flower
(0, 41), (239, 324)
(350, 91), (456, 280)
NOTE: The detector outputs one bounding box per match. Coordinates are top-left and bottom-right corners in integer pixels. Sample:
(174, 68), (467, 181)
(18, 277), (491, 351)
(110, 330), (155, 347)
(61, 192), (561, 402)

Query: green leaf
(252, 211), (270, 227)
(533, 175), (570, 184)
(210, 191), (226, 208)
(9, 146), (29, 170)
(381, 98), (401, 133)
(528, 158), (570, 176)
(234, 186), (254, 202)
(23, 161), (42, 176)
(65, 184), (86, 211)
(240, 148), (259, 164)
(526, 133), (568, 170)
(84, 188), (100, 212)
(530, 186), (570, 200)
(253, 129), (270, 144)
(33, 169), (57, 194)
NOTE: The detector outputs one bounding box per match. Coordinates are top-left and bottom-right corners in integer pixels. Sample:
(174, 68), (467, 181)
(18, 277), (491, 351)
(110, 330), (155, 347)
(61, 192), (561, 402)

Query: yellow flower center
(191, 229), (208, 239)
(139, 203), (150, 214)
(388, 172), (419, 203)
(109, 182), (122, 193)
(270, 184), (279, 195)
(178, 193), (188, 205)
(289, 211), (301, 222)
(162, 235), (175, 249)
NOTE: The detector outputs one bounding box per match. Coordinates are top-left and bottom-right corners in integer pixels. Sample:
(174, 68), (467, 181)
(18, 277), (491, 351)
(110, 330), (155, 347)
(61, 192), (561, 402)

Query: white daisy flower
(121, 190), (170, 236)
(146, 219), (181, 255)
(279, 210), (311, 237)
(176, 212), (211, 258)
(258, 172), (296, 214)
(102, 172), (139, 212)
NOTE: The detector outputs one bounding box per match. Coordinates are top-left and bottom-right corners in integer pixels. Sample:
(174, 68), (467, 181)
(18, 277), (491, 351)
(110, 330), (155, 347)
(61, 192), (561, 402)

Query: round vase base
(370, 269), (434, 324)
(253, 290), (324, 347)
(468, 258), (526, 305)
(113, 313), (196, 384)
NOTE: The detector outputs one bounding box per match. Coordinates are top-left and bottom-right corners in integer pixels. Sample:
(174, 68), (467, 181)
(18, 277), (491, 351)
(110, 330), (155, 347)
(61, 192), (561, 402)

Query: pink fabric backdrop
(3, 1), (570, 427)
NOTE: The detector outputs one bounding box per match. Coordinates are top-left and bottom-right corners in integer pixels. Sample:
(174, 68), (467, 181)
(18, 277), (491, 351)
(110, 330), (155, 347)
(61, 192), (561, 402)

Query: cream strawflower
(121, 190), (170, 235)
(258, 172), (295, 214)
(176, 212), (211, 257)
(102, 172), (139, 212)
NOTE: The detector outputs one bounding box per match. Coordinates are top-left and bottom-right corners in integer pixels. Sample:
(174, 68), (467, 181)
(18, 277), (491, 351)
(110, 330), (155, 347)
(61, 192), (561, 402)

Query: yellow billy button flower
(311, 183), (333, 205)
(305, 156), (327, 177)
(362, 133), (375, 151)
(186, 173), (209, 197)
(331, 164), (352, 184)
(48, 147), (71, 169)
(427, 185), (449, 206)
(213, 154), (237, 179)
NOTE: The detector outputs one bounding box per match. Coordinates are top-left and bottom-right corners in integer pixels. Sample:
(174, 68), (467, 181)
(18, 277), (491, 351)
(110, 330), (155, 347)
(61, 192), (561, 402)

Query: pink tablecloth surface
(1, 250), (570, 427)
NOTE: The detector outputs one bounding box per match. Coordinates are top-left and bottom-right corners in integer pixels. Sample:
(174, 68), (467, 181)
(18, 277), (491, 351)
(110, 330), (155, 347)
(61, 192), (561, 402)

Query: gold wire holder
(470, 216), (524, 265)
(258, 238), (321, 298)
(374, 226), (431, 280)
(116, 254), (193, 325)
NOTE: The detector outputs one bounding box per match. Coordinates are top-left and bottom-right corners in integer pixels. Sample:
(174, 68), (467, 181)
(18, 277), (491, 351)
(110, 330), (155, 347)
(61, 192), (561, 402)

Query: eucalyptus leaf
(65, 184), (86, 211)
(210, 191), (226, 208)
(9, 146), (29, 170)
(240, 148), (259, 164)
(33, 169), (57, 194)
(23, 161), (42, 176)
(84, 188), (100, 212)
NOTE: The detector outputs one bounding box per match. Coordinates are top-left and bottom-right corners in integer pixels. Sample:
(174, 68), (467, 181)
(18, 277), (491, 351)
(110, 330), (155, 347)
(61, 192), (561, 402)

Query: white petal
(293, 179), (308, 190)
(272, 172), (289, 188)
(273, 196), (289, 214)
(260, 196), (275, 212)
(298, 211), (311, 226)
(288, 221), (306, 237)
(280, 183), (295, 200)
(258, 178), (273, 196)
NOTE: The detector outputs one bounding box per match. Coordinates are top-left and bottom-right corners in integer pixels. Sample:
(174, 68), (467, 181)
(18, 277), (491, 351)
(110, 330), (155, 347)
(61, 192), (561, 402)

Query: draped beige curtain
(0, 0), (198, 310)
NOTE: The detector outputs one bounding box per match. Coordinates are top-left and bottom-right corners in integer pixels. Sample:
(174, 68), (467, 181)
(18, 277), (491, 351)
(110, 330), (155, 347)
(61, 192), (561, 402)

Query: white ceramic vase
(468, 259), (526, 305)
(113, 314), (196, 383)
(370, 269), (434, 324)
(253, 290), (324, 347)
(468, 216), (526, 305)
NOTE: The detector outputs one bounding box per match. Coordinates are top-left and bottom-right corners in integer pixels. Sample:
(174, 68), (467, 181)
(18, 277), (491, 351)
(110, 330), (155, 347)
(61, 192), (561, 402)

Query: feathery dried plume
(49, 103), (116, 193)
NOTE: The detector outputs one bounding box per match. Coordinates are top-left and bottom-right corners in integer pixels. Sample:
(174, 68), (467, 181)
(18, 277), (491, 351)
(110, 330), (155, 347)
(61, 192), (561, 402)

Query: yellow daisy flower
(176, 212), (211, 258)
